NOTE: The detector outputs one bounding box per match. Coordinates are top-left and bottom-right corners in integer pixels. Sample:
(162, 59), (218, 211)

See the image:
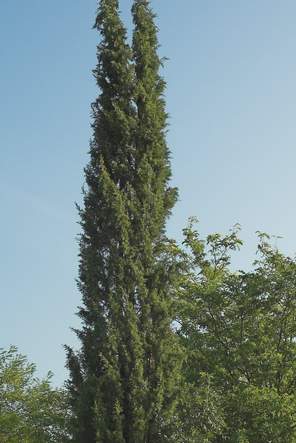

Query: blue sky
(1, 0), (296, 385)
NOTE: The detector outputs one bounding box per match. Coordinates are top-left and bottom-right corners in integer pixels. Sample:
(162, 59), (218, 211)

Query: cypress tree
(66, 1), (182, 442)
(131, 0), (182, 440)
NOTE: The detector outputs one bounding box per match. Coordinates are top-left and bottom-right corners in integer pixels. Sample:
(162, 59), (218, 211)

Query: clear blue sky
(1, 0), (296, 385)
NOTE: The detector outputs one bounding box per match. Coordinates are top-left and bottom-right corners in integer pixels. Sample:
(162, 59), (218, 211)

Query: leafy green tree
(66, 1), (183, 442)
(172, 373), (225, 443)
(0, 346), (70, 443)
(179, 220), (296, 442)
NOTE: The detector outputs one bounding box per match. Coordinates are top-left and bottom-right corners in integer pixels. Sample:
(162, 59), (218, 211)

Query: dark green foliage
(66, 1), (182, 442)
(0, 346), (70, 443)
(179, 221), (296, 442)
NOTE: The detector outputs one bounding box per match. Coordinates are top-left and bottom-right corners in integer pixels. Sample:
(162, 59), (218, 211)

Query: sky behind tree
(1, 0), (296, 384)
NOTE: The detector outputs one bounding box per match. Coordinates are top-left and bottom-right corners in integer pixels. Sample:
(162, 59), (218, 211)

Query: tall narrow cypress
(66, 1), (182, 442)
(131, 0), (182, 440)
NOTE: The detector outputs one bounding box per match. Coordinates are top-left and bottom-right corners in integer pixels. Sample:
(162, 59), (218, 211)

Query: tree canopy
(179, 221), (296, 442)
(0, 346), (70, 443)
